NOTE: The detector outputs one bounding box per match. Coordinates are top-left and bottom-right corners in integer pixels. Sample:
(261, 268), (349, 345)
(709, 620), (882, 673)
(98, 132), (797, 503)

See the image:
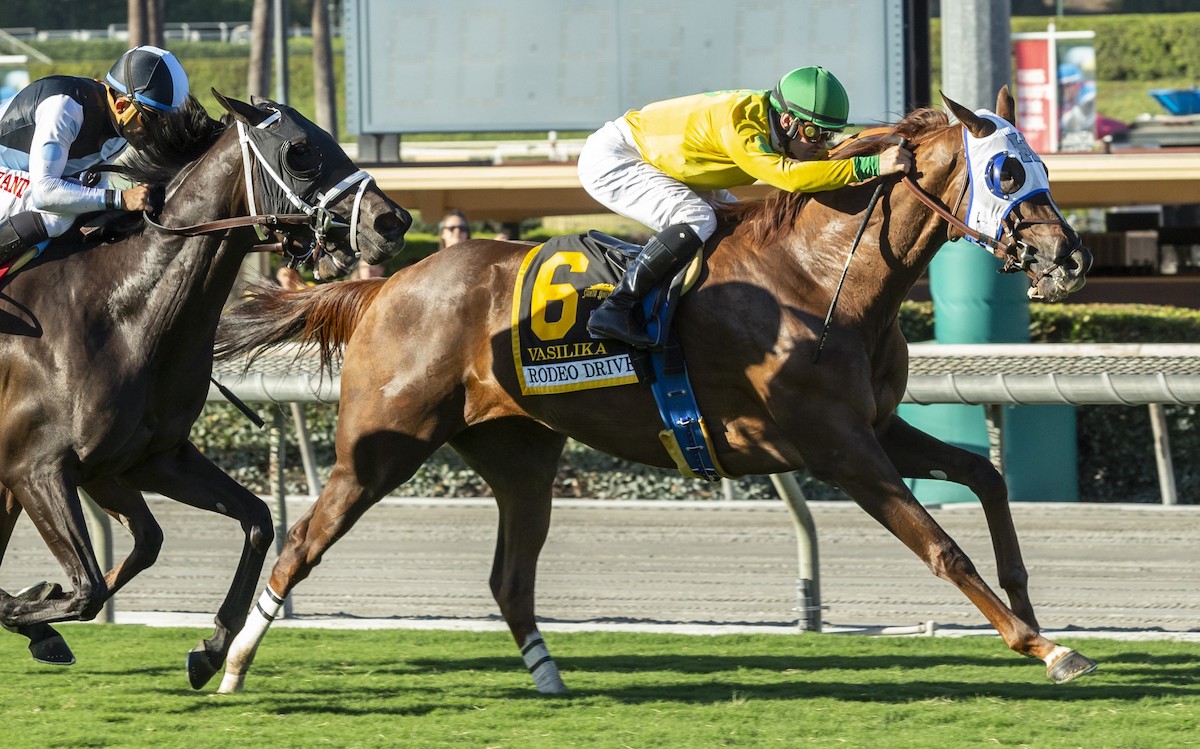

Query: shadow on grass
(203, 652), (1199, 712)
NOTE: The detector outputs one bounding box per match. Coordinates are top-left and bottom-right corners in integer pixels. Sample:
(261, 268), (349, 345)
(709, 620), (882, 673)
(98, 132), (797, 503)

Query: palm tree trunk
(248, 0), (273, 99)
(127, 0), (148, 47)
(147, 0), (164, 48)
(312, 0), (337, 139)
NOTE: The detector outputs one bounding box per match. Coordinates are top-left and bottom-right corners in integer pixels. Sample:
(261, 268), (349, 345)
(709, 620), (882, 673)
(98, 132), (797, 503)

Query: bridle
(814, 127), (1079, 363)
(898, 138), (1080, 288)
(143, 108), (373, 275)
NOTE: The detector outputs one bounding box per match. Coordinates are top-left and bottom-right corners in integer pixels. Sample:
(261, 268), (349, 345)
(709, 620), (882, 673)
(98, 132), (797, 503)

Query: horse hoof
(15, 581), (64, 602)
(187, 642), (223, 690)
(1048, 649), (1097, 683)
(29, 634), (76, 666)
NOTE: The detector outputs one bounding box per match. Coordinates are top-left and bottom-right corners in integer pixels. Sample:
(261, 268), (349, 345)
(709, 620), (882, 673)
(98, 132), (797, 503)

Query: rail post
(772, 473), (821, 632)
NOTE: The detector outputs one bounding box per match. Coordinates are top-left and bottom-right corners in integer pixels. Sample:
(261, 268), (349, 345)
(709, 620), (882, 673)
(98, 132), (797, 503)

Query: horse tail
(214, 278), (387, 375)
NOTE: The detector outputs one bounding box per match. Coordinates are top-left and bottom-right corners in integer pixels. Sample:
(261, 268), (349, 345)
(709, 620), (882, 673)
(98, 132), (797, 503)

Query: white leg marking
(218, 586), (284, 694)
(1043, 645), (1073, 668)
(521, 630), (567, 694)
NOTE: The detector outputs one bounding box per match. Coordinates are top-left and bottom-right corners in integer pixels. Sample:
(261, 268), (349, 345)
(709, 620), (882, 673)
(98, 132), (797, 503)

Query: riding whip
(813, 137), (908, 364)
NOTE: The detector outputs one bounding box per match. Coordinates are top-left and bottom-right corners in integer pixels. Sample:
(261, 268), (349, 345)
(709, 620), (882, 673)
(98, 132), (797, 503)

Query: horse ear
(211, 88), (273, 126)
(940, 90), (997, 138)
(996, 85), (1016, 123)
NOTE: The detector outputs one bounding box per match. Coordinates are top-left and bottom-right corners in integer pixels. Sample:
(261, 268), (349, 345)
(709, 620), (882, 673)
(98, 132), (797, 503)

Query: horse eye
(999, 156), (1026, 195)
(283, 141), (322, 179)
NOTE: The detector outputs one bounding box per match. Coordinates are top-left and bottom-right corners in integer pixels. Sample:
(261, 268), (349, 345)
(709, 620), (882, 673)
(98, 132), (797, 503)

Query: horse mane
(117, 96), (227, 185)
(714, 107), (951, 248)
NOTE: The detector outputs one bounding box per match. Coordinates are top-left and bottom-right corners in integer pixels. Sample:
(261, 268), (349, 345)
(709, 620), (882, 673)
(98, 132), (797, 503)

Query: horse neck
(824, 135), (965, 327)
(109, 132), (254, 342)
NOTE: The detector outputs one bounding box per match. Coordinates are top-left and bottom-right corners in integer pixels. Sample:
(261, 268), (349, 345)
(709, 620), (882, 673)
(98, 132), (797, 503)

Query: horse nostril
(374, 211), (410, 241)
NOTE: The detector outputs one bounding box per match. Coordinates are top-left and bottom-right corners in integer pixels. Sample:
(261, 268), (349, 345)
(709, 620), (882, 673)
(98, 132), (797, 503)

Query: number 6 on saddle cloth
(510, 230), (724, 481)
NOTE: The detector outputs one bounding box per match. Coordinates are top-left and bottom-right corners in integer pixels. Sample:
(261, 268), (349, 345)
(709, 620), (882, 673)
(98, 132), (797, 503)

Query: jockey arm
(27, 94), (127, 214)
(724, 105), (881, 193)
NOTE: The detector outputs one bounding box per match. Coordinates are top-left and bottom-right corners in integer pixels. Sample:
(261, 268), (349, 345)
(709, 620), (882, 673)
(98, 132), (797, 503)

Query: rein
(813, 137), (907, 364)
(142, 211), (312, 237)
(812, 130), (1077, 363)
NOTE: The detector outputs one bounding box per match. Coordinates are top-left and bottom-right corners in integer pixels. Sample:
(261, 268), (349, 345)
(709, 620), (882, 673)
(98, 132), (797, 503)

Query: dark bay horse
(0, 91), (410, 686)
(214, 88), (1095, 693)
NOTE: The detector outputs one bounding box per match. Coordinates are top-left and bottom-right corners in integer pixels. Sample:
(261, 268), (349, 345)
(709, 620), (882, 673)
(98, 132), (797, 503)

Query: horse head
(939, 87), (1092, 302)
(212, 90), (412, 279)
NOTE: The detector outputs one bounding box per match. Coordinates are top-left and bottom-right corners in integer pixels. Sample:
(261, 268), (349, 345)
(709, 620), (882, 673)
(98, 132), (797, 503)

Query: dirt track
(3, 497), (1198, 633)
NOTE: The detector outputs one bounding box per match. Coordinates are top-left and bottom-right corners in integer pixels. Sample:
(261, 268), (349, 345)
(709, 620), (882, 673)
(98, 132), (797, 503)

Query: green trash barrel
(898, 241), (1078, 503)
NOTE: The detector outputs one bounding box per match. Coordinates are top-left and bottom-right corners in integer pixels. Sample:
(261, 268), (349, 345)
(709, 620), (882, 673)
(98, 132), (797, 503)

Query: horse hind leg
(453, 418), (569, 694)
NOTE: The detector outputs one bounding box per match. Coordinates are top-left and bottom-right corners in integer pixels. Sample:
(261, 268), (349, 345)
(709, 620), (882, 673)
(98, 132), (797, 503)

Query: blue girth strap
(641, 295), (726, 483)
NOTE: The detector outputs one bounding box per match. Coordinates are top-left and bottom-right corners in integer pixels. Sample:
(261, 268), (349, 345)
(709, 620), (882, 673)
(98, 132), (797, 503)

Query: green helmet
(769, 66), (849, 130)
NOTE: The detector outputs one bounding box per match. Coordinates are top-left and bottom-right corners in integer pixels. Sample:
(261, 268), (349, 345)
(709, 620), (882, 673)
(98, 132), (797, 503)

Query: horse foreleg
(876, 414), (1038, 629)
(453, 419), (568, 694)
(219, 461), (393, 693)
(813, 427), (1094, 683)
(0, 485), (76, 664)
(122, 441), (274, 690)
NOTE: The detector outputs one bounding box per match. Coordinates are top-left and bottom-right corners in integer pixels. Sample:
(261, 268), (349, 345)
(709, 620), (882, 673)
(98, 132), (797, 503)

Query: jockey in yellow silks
(577, 65), (913, 348)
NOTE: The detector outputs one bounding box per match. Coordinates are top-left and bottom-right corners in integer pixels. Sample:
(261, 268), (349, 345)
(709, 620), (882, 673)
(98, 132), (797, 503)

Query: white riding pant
(0, 165), (78, 237)
(577, 116), (734, 243)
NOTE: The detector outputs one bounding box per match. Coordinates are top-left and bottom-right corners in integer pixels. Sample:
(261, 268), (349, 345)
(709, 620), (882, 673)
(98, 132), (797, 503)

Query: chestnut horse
(214, 89), (1095, 693)
(0, 92), (410, 687)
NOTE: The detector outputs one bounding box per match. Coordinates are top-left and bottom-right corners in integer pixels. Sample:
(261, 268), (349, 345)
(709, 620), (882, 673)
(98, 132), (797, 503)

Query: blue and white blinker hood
(963, 112), (1052, 243)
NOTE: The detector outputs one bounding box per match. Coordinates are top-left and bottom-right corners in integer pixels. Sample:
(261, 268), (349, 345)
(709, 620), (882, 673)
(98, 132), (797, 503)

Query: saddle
(511, 231), (726, 481)
(586, 229), (706, 347)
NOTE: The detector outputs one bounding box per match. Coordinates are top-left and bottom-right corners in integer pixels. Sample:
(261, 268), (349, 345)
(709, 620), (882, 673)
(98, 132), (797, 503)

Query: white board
(346, 0), (906, 134)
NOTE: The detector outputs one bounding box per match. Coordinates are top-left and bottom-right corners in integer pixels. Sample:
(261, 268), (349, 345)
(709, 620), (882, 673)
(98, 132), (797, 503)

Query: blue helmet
(105, 45), (190, 114)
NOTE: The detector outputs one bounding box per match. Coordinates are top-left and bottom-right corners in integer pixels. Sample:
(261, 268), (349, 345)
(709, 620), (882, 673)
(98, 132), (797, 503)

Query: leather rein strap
(900, 172), (1006, 253)
(85, 162), (313, 239)
(142, 211), (311, 237)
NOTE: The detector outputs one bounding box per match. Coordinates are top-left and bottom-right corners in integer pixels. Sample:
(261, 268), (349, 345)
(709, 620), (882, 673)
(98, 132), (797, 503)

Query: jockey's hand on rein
(878, 144), (914, 177)
(121, 184), (165, 216)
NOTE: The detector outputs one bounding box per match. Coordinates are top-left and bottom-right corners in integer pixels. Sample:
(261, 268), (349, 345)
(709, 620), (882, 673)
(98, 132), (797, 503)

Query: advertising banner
(1012, 27), (1096, 153)
(1013, 37), (1055, 153)
(1056, 39), (1097, 152)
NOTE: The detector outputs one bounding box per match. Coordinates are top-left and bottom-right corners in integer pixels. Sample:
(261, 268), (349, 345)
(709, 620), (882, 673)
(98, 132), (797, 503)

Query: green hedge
(25, 39), (350, 137)
(1011, 14), (1200, 81)
(198, 303), (1200, 504)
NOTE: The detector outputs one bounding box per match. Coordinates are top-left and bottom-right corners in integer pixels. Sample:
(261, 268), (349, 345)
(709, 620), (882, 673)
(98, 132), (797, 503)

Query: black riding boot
(0, 212), (50, 266)
(587, 223), (703, 348)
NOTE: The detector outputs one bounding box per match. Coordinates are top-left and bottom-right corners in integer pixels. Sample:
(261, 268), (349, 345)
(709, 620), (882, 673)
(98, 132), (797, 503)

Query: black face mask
(247, 118), (319, 210)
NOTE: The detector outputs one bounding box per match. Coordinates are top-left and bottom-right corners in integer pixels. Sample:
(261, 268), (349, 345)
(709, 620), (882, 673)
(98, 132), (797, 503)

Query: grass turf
(1, 625), (1198, 748)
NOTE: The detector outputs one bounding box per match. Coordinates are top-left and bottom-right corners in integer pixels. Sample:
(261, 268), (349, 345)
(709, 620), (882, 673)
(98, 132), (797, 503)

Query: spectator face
(440, 217), (471, 247)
